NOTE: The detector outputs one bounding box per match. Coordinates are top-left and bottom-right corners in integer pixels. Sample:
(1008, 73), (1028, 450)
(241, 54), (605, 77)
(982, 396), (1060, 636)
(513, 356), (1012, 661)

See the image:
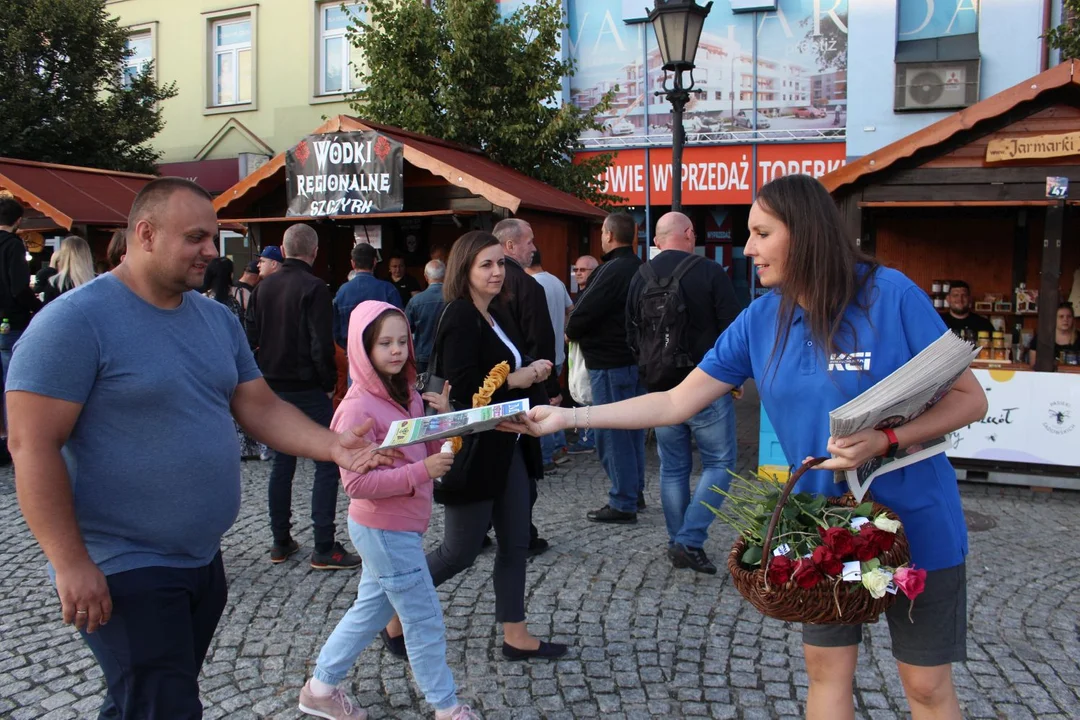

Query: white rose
(861, 568), (891, 599)
(873, 515), (901, 534)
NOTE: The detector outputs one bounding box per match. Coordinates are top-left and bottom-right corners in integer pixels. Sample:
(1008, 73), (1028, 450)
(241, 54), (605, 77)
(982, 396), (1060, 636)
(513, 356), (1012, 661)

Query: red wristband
(880, 428), (899, 458)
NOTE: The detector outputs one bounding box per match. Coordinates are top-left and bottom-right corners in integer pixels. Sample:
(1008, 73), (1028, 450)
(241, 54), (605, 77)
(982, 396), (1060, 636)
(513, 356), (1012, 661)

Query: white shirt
(490, 317), (522, 371)
(530, 271), (573, 367)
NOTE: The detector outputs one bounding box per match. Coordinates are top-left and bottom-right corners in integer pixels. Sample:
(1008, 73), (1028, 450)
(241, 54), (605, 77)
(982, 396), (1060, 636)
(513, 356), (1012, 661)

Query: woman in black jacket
(383, 231), (567, 662)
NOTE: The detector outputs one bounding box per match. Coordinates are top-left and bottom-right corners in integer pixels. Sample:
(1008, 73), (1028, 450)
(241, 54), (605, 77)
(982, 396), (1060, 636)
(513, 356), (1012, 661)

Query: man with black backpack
(627, 212), (741, 574)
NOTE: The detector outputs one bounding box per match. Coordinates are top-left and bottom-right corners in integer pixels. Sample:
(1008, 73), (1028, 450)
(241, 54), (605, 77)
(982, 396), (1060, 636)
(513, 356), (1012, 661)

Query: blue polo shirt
(699, 266), (968, 572)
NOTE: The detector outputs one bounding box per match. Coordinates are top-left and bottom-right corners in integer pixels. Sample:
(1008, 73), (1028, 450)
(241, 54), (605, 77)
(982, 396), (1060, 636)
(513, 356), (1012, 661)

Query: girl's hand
(424, 452), (455, 479)
(422, 382), (452, 414)
(815, 429), (890, 471)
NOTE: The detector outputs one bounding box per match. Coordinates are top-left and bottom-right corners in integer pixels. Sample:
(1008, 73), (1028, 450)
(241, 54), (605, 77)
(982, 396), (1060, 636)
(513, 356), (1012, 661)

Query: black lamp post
(648, 0), (712, 212)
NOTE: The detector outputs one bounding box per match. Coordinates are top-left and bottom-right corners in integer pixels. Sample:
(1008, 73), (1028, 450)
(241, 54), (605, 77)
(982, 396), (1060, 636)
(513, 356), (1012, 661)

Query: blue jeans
(1, 329), (21, 431)
(315, 520), (457, 711)
(539, 364), (566, 464)
(268, 388), (340, 553)
(656, 394), (737, 549)
(588, 366), (646, 513)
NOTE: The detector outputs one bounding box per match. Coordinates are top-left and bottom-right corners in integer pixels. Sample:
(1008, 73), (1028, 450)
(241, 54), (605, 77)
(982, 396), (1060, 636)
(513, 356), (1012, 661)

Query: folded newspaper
(830, 331), (980, 502)
(380, 399), (530, 449)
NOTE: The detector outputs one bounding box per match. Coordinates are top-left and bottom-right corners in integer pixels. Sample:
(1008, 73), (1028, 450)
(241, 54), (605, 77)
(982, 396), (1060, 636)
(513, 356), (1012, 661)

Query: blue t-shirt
(699, 266), (968, 572)
(333, 273), (403, 348)
(7, 273), (262, 576)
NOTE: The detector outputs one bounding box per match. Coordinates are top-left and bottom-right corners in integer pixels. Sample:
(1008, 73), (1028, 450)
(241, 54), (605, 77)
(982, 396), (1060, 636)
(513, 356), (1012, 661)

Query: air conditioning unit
(894, 62), (978, 112)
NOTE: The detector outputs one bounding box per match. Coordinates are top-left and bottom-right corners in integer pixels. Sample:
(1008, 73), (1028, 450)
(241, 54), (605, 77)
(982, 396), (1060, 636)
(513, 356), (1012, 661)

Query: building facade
(106, 0), (366, 193)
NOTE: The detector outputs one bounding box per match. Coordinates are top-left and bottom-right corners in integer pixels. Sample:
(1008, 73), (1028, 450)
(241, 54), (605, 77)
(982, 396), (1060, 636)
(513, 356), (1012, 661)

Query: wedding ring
(75, 610), (88, 615)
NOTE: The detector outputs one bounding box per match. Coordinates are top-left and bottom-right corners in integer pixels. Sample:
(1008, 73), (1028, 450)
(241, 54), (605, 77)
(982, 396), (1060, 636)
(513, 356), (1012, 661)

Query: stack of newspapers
(830, 331), (981, 502)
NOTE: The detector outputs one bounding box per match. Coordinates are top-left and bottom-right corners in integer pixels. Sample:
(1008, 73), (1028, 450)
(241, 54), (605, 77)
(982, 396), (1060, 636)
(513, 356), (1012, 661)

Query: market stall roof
(213, 115), (608, 222)
(0, 157), (155, 230)
(823, 60), (1080, 194)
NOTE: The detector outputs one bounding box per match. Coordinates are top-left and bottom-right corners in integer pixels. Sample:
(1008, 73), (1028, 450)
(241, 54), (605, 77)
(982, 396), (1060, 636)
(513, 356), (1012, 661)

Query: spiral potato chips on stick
(448, 361), (511, 454)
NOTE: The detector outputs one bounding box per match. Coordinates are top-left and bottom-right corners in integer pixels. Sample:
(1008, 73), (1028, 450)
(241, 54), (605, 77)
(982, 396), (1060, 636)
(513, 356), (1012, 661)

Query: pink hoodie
(330, 301), (443, 533)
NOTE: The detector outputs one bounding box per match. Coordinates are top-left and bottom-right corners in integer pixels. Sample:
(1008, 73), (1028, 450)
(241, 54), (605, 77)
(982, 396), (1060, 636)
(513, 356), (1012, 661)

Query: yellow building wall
(106, 0), (360, 163)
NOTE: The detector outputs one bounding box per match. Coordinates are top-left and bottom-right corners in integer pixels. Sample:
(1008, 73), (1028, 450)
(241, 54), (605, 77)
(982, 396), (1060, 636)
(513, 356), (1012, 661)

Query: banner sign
(576, 142), (846, 205)
(986, 131), (1080, 164)
(286, 131), (404, 217)
(945, 369), (1080, 467)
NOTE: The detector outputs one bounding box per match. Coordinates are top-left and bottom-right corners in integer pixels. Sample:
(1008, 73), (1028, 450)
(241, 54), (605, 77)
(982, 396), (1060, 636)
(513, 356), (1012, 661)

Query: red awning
(0, 157), (154, 230)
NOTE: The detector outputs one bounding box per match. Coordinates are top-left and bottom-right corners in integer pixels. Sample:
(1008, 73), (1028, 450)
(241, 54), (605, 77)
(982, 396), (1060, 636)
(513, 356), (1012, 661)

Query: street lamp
(648, 0), (712, 212)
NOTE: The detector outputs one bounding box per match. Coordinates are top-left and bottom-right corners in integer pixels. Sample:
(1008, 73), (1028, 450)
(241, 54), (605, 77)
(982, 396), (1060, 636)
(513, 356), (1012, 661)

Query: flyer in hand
(380, 399), (530, 449)
(830, 331), (980, 502)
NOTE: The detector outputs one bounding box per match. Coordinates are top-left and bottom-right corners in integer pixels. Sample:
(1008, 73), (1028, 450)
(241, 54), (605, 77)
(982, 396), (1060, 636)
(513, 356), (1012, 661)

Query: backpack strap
(638, 261), (659, 284)
(670, 253), (704, 283)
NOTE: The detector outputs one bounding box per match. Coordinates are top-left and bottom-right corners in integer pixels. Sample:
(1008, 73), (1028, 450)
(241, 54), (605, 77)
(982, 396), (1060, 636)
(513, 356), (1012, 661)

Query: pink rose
(893, 566), (927, 600)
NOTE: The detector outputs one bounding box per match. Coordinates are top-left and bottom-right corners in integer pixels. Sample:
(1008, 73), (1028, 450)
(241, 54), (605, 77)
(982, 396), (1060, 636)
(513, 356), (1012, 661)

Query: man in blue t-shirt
(6, 178), (393, 718)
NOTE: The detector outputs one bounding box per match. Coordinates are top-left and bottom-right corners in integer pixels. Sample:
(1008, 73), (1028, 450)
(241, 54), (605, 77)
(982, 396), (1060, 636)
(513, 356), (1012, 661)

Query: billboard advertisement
(898, 0), (979, 41)
(568, 0), (847, 140)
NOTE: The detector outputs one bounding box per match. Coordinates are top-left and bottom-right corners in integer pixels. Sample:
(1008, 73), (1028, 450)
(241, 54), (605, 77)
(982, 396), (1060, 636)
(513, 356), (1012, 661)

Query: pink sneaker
(299, 681), (367, 720)
(435, 704), (483, 720)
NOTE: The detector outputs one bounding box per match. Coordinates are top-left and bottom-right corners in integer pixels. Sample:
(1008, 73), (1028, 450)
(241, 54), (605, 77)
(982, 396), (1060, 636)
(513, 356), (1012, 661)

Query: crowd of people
(1, 174), (984, 720)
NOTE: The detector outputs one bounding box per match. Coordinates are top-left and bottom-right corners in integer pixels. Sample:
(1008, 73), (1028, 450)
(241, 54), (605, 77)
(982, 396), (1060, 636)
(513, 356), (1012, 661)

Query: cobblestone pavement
(2, 385), (1079, 719)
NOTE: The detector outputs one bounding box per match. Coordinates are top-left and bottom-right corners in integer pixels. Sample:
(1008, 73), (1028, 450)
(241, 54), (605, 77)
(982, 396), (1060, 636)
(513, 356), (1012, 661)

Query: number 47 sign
(1046, 176), (1069, 199)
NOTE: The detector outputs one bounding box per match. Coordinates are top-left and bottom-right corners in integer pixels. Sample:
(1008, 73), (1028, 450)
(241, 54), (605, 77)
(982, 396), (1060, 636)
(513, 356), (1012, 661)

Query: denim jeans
(268, 388), (340, 553)
(82, 553), (227, 720)
(655, 394), (737, 549)
(588, 366), (646, 513)
(539, 364), (566, 464)
(314, 520), (457, 711)
(0, 329), (21, 432)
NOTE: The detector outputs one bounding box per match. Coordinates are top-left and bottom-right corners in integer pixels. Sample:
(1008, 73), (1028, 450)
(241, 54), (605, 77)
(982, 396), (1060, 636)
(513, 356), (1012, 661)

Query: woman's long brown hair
(757, 174), (877, 379)
(363, 309), (412, 409)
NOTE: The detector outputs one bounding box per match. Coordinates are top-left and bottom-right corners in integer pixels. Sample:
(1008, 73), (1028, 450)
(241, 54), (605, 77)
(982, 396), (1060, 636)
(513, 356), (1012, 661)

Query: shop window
(123, 29), (153, 87)
(211, 16), (252, 106)
(318, 1), (363, 96)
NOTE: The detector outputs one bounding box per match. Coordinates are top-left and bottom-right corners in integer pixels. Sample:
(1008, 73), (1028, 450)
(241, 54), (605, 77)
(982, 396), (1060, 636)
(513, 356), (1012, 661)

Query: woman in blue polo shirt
(515, 174), (987, 720)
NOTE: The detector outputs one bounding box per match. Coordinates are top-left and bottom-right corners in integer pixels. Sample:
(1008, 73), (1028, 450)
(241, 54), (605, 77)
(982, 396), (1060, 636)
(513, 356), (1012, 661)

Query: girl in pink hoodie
(299, 301), (480, 720)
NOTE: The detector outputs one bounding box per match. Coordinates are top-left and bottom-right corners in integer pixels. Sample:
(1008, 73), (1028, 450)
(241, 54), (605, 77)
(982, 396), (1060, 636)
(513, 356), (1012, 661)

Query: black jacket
(247, 258), (337, 393)
(432, 298), (542, 505)
(0, 230), (41, 331)
(501, 257), (559, 400)
(626, 249), (741, 391)
(565, 245), (642, 369)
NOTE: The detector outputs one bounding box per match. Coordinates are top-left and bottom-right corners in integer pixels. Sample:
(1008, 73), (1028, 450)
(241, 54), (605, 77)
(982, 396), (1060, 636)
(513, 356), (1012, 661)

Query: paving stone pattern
(1, 385), (1079, 719)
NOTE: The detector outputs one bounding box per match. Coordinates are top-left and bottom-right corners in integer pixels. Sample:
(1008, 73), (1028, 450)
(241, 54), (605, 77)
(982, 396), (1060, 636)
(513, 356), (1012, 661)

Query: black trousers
(427, 446), (530, 623)
(81, 553), (227, 719)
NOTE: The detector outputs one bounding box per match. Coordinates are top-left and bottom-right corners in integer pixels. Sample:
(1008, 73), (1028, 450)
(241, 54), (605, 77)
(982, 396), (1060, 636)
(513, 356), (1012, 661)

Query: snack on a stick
(447, 361), (511, 455)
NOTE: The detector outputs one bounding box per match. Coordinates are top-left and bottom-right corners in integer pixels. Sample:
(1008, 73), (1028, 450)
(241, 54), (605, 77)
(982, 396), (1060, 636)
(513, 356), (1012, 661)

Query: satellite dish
(909, 71), (944, 105)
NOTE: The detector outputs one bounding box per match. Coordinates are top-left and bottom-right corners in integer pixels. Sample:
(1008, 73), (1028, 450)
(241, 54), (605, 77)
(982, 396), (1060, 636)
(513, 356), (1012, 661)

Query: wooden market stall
(213, 115), (608, 289)
(821, 60), (1080, 488)
(0, 157), (154, 271)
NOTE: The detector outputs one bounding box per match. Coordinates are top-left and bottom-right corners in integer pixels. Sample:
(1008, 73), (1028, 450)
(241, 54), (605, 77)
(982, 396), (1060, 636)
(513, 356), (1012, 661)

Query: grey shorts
(802, 563), (967, 667)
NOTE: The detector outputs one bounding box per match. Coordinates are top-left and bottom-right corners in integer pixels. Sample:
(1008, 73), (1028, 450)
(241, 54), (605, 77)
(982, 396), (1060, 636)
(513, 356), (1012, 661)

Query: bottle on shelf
(1011, 323), (1023, 364)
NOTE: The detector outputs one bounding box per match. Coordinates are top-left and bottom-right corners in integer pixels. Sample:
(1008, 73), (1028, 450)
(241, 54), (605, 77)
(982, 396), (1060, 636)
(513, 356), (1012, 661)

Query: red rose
(811, 545), (843, 576)
(792, 558), (823, 589)
(860, 526), (897, 554)
(851, 534), (880, 562)
(766, 556), (793, 586)
(818, 526), (856, 557)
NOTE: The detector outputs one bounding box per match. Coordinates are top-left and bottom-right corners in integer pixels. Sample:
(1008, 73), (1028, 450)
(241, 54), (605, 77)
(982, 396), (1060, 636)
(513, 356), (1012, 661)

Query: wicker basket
(726, 458), (911, 625)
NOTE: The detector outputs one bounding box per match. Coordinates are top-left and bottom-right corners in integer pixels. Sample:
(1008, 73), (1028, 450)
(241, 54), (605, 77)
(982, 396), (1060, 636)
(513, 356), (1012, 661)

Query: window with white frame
(212, 17), (252, 106)
(319, 2), (361, 95)
(123, 30), (153, 87)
